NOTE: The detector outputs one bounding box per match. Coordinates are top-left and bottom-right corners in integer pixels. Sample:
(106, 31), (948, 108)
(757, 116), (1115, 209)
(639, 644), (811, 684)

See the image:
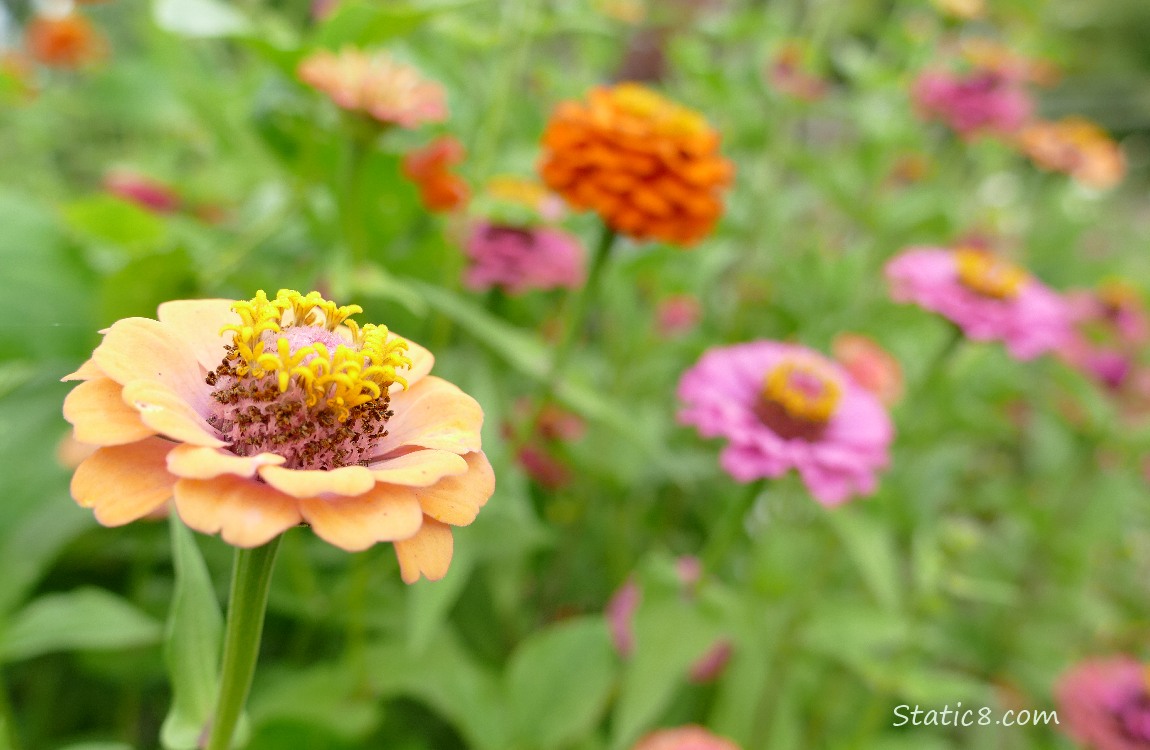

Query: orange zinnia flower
(62, 290), (493, 583)
(1017, 117), (1125, 190)
(539, 83), (733, 247)
(297, 48), (447, 129)
(402, 136), (470, 212)
(26, 13), (104, 68)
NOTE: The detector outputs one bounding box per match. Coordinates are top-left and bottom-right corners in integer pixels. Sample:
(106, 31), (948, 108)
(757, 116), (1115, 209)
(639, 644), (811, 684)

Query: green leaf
(610, 599), (722, 749)
(61, 195), (169, 257)
(161, 517), (225, 750)
(506, 617), (617, 750)
(248, 664), (380, 741)
(153, 0), (253, 38)
(1, 588), (162, 662)
(0, 499), (92, 618)
(824, 507), (903, 611)
(313, 0), (479, 49)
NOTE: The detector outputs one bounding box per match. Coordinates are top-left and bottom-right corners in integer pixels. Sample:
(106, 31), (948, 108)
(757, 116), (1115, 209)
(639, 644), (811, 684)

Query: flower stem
(916, 323), (964, 393)
(205, 537), (282, 750)
(0, 669), (23, 750)
(702, 479), (767, 572)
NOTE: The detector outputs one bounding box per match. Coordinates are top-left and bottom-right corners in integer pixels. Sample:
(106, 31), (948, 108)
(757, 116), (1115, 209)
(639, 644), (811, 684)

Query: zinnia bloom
(911, 68), (1031, 138)
(632, 726), (741, 750)
(62, 290), (493, 583)
(462, 221), (585, 295)
(402, 136), (470, 213)
(1018, 117), (1125, 190)
(26, 13), (104, 68)
(1055, 657), (1150, 750)
(655, 294), (702, 338)
(677, 342), (893, 506)
(1061, 282), (1148, 390)
(831, 333), (904, 406)
(297, 48), (447, 129)
(766, 42), (829, 102)
(886, 246), (1071, 360)
(103, 170), (181, 214)
(539, 83), (733, 246)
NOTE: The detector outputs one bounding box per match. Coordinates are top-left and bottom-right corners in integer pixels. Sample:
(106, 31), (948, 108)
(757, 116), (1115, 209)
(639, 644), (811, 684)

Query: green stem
(702, 479), (767, 572)
(205, 538), (282, 750)
(916, 323), (964, 394)
(0, 669), (23, 750)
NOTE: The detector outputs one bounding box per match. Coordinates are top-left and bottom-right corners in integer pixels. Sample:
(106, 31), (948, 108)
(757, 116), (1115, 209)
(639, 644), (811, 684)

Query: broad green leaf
(0, 498), (92, 618)
(506, 617), (617, 750)
(153, 0), (253, 38)
(248, 664), (380, 741)
(824, 507), (903, 611)
(61, 195), (168, 257)
(2, 588), (161, 663)
(160, 517), (225, 750)
(610, 599), (723, 749)
(313, 0), (479, 49)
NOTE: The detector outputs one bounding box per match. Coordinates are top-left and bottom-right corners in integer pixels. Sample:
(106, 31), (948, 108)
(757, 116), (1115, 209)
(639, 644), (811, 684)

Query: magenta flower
(885, 246), (1071, 360)
(632, 726), (741, 750)
(1062, 284), (1149, 389)
(103, 170), (180, 213)
(912, 69), (1032, 138)
(462, 220), (585, 295)
(677, 342), (893, 506)
(1056, 657), (1150, 750)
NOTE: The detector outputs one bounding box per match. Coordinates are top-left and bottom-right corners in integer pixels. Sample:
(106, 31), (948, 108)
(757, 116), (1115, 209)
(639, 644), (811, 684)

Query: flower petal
(394, 517), (454, 583)
(299, 485), (423, 551)
(415, 452), (494, 527)
(368, 449), (468, 488)
(258, 464), (376, 498)
(174, 475), (302, 548)
(378, 377), (483, 455)
(71, 437), (177, 526)
(121, 380), (226, 448)
(390, 333), (434, 393)
(61, 357), (106, 382)
(167, 444), (285, 480)
(157, 299), (236, 371)
(64, 377), (156, 446)
(93, 317), (210, 411)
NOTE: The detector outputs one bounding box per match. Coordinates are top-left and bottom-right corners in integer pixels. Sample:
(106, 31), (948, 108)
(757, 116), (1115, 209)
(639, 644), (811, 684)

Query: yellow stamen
(954, 248), (1028, 300)
(762, 358), (842, 424)
(224, 290), (412, 422)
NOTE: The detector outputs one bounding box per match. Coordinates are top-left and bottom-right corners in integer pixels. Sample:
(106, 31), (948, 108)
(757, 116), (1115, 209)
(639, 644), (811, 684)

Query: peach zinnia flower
(297, 48), (447, 129)
(632, 726), (741, 750)
(402, 136), (470, 213)
(26, 13), (104, 68)
(832, 333), (904, 406)
(1018, 117), (1125, 190)
(539, 83), (733, 246)
(62, 290), (493, 583)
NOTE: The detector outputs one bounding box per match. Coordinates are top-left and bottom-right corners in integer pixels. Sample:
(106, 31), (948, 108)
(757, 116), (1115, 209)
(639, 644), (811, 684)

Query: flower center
(754, 357), (842, 440)
(954, 248), (1028, 299)
(607, 83), (709, 138)
(205, 290), (411, 471)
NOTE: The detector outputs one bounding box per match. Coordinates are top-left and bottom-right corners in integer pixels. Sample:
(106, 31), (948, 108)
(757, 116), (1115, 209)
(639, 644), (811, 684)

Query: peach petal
(157, 299), (236, 371)
(63, 377), (156, 446)
(299, 486), (423, 551)
(174, 475), (303, 548)
(258, 464), (377, 498)
(93, 317), (210, 411)
(71, 437), (177, 526)
(61, 357), (106, 382)
(167, 444), (285, 480)
(368, 449), (468, 487)
(416, 452), (495, 527)
(121, 380), (226, 448)
(394, 517), (454, 583)
(390, 333), (434, 394)
(378, 377), (483, 455)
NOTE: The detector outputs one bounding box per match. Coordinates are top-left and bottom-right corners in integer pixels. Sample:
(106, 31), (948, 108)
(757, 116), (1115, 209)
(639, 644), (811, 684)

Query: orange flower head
(402, 136), (470, 212)
(1018, 118), (1125, 190)
(540, 83), (733, 246)
(297, 48), (448, 129)
(26, 13), (104, 68)
(62, 290), (493, 583)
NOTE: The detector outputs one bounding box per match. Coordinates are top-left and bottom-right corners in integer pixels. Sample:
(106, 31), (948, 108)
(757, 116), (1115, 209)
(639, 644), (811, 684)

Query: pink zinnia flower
(103, 170), (180, 213)
(462, 221), (585, 295)
(656, 294), (702, 339)
(912, 69), (1032, 138)
(1062, 283), (1149, 389)
(297, 48), (447, 128)
(677, 342), (893, 506)
(632, 726), (741, 750)
(885, 246), (1071, 360)
(1056, 657), (1150, 750)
